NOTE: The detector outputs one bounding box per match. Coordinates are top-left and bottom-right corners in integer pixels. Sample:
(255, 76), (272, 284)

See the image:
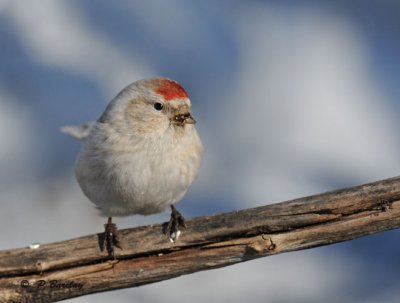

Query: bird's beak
(171, 112), (196, 125)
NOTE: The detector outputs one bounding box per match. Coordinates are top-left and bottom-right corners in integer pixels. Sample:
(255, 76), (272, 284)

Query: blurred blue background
(1, 1), (400, 302)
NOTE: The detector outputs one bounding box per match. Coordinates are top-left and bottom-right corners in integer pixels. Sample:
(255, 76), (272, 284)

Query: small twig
(1, 176), (400, 303)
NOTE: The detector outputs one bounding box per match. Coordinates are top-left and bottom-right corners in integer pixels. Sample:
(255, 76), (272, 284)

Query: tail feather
(60, 121), (95, 141)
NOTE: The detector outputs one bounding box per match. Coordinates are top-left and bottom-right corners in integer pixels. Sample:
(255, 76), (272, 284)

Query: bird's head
(99, 77), (196, 136)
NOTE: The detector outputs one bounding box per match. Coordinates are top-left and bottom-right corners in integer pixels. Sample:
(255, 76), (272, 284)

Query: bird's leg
(104, 217), (121, 257)
(167, 205), (187, 242)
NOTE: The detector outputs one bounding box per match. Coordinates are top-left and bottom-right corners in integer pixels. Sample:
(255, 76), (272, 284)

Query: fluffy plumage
(74, 78), (203, 218)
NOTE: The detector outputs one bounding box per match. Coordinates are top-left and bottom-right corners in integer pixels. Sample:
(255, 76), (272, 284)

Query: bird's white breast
(75, 123), (203, 217)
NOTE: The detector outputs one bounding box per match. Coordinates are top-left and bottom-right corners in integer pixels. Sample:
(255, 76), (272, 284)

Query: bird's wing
(60, 121), (96, 141)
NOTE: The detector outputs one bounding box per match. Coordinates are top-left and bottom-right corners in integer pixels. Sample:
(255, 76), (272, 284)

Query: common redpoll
(63, 77), (203, 255)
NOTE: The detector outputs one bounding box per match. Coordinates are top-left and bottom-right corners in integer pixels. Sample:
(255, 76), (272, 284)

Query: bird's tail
(60, 121), (95, 141)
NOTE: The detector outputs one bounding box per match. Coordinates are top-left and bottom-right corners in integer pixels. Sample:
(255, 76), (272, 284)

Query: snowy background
(1, 1), (400, 302)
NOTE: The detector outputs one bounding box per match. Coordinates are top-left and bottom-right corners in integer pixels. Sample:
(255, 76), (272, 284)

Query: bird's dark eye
(154, 102), (163, 111)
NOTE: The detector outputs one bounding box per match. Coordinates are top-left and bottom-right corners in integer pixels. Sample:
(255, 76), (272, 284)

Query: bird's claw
(103, 217), (122, 257)
(167, 206), (186, 242)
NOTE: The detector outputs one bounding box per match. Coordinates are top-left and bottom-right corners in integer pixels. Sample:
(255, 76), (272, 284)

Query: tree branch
(1, 176), (400, 302)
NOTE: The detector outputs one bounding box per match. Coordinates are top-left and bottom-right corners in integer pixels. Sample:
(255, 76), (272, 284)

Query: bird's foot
(167, 205), (186, 242)
(103, 217), (122, 257)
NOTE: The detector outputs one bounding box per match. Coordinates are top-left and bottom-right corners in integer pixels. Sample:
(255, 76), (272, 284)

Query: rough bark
(1, 176), (400, 303)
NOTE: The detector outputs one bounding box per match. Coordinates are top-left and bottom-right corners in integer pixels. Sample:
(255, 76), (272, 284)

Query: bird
(62, 77), (203, 256)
